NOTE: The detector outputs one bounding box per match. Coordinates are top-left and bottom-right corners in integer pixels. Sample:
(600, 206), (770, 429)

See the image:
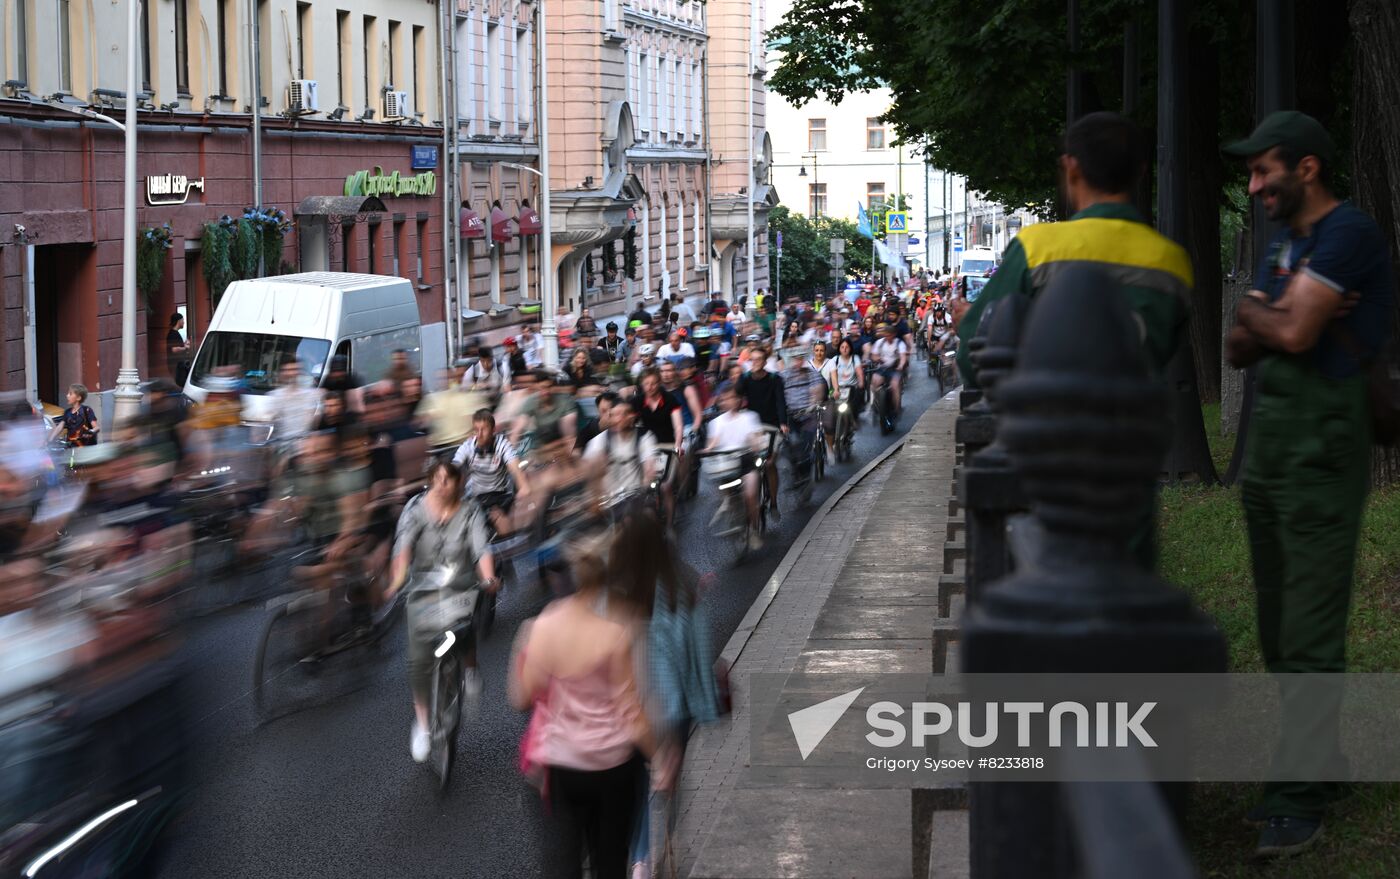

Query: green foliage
(200, 221), (235, 311)
(769, 205), (874, 297)
(1219, 181), (1249, 274)
(768, 0), (1251, 214)
(230, 218), (261, 279)
(136, 223), (174, 304)
(623, 227), (638, 281)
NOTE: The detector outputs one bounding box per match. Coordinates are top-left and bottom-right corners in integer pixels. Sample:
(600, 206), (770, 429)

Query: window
(808, 118), (826, 152)
(296, 3), (311, 79)
(216, 0), (232, 96)
(866, 117), (885, 150)
(15, 0), (27, 85)
(416, 219), (427, 284)
(638, 53), (650, 133)
(388, 20), (400, 89)
(866, 182), (886, 211)
(140, 0), (151, 91)
(336, 11), (350, 106)
(515, 27), (531, 123)
(486, 20), (500, 120)
(341, 222), (354, 272)
(58, 0), (73, 92)
(392, 219), (403, 276)
(362, 16), (375, 111)
(671, 57), (681, 139)
(412, 25), (425, 114)
(690, 60), (700, 138)
(367, 222), (378, 272)
(809, 183), (827, 218)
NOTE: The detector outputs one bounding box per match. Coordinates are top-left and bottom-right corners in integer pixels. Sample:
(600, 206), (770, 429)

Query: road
(157, 362), (951, 879)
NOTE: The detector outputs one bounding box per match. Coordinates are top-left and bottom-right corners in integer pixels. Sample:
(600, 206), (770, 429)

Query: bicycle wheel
(429, 652), (463, 791)
(814, 436), (826, 482)
(252, 602), (318, 724)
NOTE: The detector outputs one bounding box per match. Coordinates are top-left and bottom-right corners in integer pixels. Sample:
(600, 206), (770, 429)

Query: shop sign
(411, 145), (439, 170)
(146, 173), (206, 206)
(344, 166), (438, 198)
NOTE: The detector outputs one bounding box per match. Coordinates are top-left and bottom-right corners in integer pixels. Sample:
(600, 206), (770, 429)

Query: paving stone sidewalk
(674, 396), (964, 879)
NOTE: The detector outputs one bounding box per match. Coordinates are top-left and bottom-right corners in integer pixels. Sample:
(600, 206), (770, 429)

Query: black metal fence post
(959, 295), (1028, 606)
(961, 267), (1227, 879)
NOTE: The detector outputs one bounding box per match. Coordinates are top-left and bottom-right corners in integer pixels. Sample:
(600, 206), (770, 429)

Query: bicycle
(412, 566), (483, 791)
(251, 546), (403, 724)
(699, 426), (779, 561)
(832, 389), (858, 463)
(788, 410), (826, 507)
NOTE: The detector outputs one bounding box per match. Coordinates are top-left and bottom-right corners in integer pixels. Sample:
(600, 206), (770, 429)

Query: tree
(769, 206), (875, 298)
(768, 0), (1255, 401)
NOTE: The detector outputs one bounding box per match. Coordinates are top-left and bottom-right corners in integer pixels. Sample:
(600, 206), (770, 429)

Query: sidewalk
(675, 395), (967, 879)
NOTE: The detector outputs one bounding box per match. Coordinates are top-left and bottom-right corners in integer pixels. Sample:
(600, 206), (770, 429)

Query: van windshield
(190, 332), (332, 394)
(962, 258), (995, 275)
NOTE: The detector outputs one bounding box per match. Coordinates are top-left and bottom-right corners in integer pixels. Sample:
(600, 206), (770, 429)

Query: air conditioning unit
(287, 79), (319, 113)
(384, 90), (410, 120)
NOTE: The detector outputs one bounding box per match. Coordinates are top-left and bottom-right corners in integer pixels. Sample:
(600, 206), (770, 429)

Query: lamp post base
(112, 368), (144, 429)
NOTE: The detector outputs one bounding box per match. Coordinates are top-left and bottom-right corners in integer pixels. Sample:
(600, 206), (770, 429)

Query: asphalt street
(156, 361), (951, 879)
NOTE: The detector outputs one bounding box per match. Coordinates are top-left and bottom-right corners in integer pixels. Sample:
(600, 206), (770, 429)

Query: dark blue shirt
(1254, 202), (1394, 380)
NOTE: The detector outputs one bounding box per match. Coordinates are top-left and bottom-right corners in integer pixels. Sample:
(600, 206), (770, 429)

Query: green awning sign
(344, 166), (438, 198)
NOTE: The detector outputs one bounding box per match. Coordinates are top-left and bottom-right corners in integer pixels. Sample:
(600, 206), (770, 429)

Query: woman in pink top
(509, 544), (657, 878)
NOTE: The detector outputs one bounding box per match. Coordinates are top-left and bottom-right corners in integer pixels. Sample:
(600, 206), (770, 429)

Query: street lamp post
(798, 152), (820, 218)
(112, 0), (143, 427)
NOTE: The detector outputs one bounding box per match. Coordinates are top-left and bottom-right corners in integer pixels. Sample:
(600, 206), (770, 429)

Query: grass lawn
(1159, 413), (1400, 877)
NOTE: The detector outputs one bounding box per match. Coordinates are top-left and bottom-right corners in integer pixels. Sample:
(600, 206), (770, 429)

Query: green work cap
(1222, 110), (1336, 165)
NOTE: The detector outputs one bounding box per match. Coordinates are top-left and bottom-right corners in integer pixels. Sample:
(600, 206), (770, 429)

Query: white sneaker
(461, 667), (483, 700)
(410, 722), (430, 763)
(748, 530), (763, 552)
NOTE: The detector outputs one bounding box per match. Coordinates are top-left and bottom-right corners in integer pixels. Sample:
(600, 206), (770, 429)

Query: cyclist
(583, 395), (658, 510)
(630, 343), (660, 379)
(452, 409), (529, 534)
(637, 367), (684, 526)
(700, 382), (767, 550)
(462, 345), (507, 399)
(830, 336), (866, 424)
(780, 344), (824, 483)
(870, 323), (910, 419)
(600, 321), (625, 361)
(735, 350), (786, 522)
(385, 460), (497, 763)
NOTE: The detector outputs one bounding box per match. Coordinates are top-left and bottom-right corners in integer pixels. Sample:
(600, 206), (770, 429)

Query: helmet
(504, 336), (518, 346)
(606, 321), (619, 332)
(676, 327), (688, 338)
(629, 319), (644, 330)
(638, 343), (656, 357)
(744, 333), (763, 343)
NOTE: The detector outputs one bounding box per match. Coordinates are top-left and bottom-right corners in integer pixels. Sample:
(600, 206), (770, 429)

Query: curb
(715, 432), (911, 671)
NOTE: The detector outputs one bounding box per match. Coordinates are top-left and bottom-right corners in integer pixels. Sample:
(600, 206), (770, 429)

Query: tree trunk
(1184, 19), (1223, 404)
(1349, 0), (1400, 486)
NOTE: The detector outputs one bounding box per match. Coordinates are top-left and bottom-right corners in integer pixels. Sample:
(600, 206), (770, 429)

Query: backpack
(1332, 327), (1400, 446)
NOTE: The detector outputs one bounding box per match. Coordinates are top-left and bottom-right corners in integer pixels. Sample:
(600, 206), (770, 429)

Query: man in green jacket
(956, 112), (1192, 385)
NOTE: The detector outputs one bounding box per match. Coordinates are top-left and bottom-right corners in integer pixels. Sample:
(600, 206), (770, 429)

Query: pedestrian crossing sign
(885, 212), (907, 234)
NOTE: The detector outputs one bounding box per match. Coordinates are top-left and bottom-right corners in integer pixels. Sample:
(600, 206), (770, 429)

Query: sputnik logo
(787, 687), (865, 760)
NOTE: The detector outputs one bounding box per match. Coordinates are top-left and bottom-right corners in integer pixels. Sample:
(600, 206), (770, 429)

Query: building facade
(1, 0), (454, 402)
(707, 0), (772, 301)
(0, 0), (780, 401)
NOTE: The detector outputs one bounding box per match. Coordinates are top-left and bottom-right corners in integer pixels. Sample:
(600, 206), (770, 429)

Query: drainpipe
(744, 2), (755, 303)
(537, 0), (557, 368)
(22, 243), (37, 406)
(439, 0), (456, 361)
(701, 41), (714, 296)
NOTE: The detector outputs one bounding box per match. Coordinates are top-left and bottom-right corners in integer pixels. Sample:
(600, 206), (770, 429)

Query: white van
(184, 272), (422, 420)
(959, 247), (997, 277)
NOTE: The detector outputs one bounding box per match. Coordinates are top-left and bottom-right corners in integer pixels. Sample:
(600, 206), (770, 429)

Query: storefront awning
(295, 195), (388, 218)
(490, 205), (514, 244)
(517, 205), (542, 236)
(460, 207), (485, 239)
